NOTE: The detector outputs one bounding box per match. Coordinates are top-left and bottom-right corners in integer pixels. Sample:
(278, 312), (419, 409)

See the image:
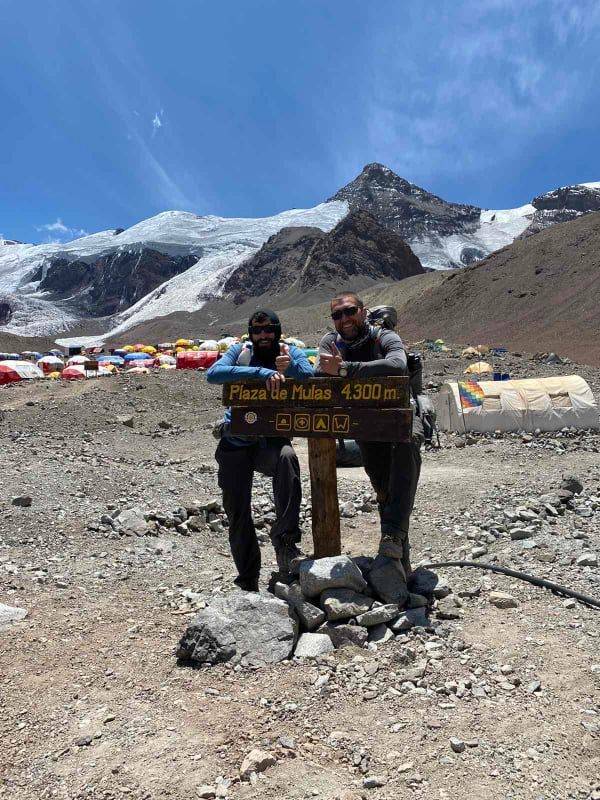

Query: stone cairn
(176, 554), (432, 667)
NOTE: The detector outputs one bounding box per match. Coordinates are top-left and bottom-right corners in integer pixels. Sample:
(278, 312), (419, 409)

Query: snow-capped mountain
(1, 164), (599, 341)
(0, 204), (347, 339)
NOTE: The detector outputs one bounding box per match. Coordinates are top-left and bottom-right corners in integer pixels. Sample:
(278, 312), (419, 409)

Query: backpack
(366, 308), (439, 448)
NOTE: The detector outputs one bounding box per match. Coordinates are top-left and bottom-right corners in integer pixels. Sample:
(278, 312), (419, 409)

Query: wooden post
(308, 437), (341, 557)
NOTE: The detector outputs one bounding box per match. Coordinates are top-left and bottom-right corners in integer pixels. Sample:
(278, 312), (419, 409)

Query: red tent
(0, 361), (44, 385)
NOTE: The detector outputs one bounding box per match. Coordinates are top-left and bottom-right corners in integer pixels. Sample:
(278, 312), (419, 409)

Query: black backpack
(367, 307), (439, 448)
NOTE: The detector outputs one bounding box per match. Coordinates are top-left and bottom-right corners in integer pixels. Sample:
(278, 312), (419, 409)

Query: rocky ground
(1, 347), (600, 800)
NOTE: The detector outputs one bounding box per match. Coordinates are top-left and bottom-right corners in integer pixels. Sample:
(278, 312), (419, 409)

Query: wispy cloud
(151, 109), (163, 136)
(35, 218), (88, 243)
(65, 7), (203, 211)
(361, 0), (600, 189)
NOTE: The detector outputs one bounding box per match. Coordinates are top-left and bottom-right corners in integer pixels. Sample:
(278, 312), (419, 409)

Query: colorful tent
(435, 375), (600, 433)
(37, 355), (65, 374)
(97, 355), (125, 366)
(67, 355), (88, 365)
(0, 361), (44, 385)
(61, 365), (87, 380)
(124, 352), (153, 362)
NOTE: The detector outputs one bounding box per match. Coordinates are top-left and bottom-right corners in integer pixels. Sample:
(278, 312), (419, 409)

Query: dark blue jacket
(207, 342), (314, 447)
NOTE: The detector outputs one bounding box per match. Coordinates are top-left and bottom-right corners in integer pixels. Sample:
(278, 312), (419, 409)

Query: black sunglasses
(331, 305), (360, 321)
(250, 324), (277, 334)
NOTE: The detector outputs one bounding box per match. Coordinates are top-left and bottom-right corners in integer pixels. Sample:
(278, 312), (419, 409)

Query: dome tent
(0, 361), (44, 385)
(435, 375), (600, 433)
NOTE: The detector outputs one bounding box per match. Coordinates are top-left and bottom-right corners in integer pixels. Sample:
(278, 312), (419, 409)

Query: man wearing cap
(316, 292), (422, 580)
(206, 309), (313, 591)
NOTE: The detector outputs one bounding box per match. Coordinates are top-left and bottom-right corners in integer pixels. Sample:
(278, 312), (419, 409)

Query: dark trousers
(358, 415), (423, 572)
(215, 439), (302, 585)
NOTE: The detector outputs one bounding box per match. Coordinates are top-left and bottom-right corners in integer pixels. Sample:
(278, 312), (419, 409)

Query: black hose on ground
(423, 560), (600, 610)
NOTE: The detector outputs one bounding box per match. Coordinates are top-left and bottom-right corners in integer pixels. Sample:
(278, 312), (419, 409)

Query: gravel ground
(1, 348), (599, 800)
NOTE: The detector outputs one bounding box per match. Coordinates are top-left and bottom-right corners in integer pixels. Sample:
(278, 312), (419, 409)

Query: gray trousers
(358, 415), (423, 573)
(215, 440), (302, 584)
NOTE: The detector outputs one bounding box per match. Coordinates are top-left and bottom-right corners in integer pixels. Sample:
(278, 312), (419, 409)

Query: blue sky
(1, 0), (600, 244)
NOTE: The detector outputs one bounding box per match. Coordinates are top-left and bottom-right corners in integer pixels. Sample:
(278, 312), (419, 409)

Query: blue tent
(98, 355), (125, 366)
(124, 352), (152, 361)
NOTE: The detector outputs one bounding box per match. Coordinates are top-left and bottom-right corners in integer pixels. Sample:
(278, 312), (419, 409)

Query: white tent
(435, 375), (600, 433)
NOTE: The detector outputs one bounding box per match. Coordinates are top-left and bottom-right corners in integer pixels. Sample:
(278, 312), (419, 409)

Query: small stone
(117, 415), (134, 428)
(527, 680), (542, 694)
(390, 607), (429, 632)
(363, 775), (387, 789)
(239, 749), (277, 780)
(368, 623), (394, 644)
(294, 633), (335, 657)
(0, 603), (28, 626)
(11, 495), (32, 507)
(196, 786), (216, 799)
(435, 596), (462, 620)
(576, 553), (598, 567)
(510, 527), (534, 540)
(75, 736), (93, 747)
(561, 475), (583, 494)
(489, 591), (518, 609)
(158, 419), (173, 429)
(449, 737), (465, 753)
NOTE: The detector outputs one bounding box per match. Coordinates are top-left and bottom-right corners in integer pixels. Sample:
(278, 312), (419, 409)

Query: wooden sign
(224, 375), (413, 559)
(84, 360), (99, 371)
(223, 376), (409, 408)
(230, 406), (412, 442)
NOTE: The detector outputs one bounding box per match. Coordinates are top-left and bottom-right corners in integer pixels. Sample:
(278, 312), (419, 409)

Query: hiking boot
(275, 541), (302, 575)
(234, 576), (259, 592)
(378, 532), (404, 560)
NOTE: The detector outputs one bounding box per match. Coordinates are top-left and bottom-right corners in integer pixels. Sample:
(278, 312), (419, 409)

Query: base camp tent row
(434, 375), (600, 433)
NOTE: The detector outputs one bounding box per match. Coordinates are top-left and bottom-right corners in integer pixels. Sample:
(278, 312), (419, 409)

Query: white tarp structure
(435, 375), (600, 433)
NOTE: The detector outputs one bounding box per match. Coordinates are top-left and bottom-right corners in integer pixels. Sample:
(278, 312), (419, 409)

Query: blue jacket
(207, 342), (314, 447)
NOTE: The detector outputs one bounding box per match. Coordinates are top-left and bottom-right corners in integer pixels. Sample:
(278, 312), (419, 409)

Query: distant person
(207, 309), (313, 591)
(316, 292), (422, 578)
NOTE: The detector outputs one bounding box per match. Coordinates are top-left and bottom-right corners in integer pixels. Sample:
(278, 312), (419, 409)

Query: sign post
(224, 377), (411, 558)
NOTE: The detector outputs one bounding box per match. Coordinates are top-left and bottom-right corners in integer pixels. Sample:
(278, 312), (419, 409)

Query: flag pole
(458, 383), (469, 436)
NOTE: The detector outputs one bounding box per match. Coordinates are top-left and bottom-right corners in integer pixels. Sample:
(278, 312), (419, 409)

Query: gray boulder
(177, 592), (297, 666)
(368, 623), (394, 644)
(318, 622), (368, 649)
(294, 632), (335, 658)
(390, 607), (429, 632)
(115, 508), (151, 536)
(356, 603), (399, 627)
(367, 555), (409, 606)
(320, 588), (374, 621)
(273, 582), (325, 630)
(0, 603), (28, 628)
(299, 556), (367, 598)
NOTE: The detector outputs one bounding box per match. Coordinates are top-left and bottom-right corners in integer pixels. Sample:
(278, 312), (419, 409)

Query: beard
(253, 337), (279, 361)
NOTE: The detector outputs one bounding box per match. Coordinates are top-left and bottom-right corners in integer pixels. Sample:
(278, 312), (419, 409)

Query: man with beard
(206, 309), (313, 591)
(316, 292), (422, 579)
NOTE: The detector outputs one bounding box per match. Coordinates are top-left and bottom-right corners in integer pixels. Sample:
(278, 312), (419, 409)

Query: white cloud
(152, 110), (163, 135)
(35, 218), (88, 242)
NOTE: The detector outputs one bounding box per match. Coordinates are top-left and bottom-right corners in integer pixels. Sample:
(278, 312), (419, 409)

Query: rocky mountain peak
(328, 163), (481, 239)
(521, 182), (600, 237)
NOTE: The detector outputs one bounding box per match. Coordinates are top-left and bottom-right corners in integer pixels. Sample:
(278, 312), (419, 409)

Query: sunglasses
(250, 324), (277, 334)
(331, 305), (360, 321)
